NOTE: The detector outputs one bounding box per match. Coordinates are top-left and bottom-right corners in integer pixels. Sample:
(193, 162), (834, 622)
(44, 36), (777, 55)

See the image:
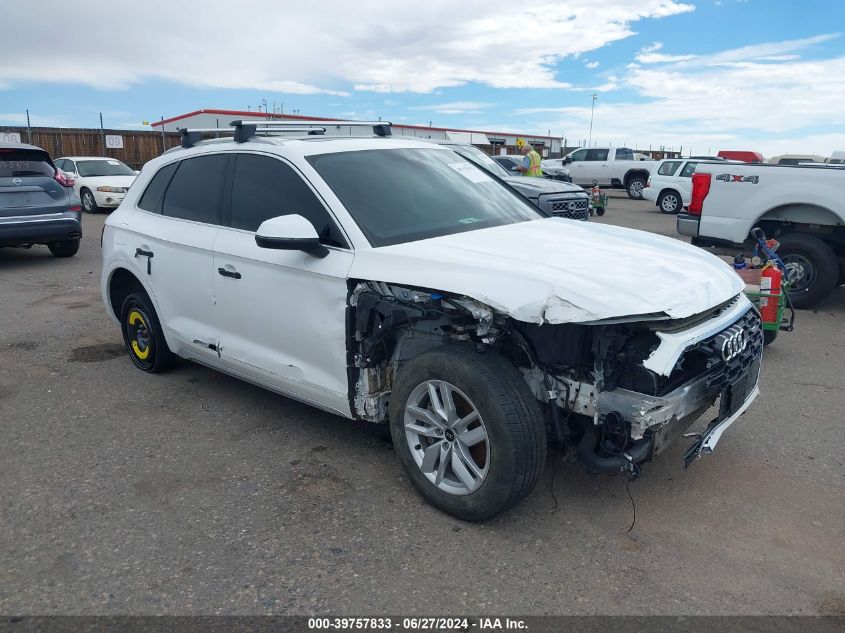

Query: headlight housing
(96, 186), (127, 193)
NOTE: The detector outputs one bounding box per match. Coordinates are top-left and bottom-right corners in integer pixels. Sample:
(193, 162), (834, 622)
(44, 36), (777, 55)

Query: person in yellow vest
(516, 141), (543, 177)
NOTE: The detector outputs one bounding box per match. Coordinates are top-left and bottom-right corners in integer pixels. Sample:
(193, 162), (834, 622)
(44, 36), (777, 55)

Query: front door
(212, 153), (354, 415)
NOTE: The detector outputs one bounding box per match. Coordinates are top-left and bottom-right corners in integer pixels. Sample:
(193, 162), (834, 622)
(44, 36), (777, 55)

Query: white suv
(101, 121), (763, 521)
(642, 158), (703, 214)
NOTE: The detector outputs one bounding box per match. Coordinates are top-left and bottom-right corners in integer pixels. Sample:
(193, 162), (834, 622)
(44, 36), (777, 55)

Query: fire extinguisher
(759, 262), (782, 327)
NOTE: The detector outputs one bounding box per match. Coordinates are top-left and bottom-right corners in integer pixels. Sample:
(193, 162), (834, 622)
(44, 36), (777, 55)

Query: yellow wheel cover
(128, 310), (150, 360)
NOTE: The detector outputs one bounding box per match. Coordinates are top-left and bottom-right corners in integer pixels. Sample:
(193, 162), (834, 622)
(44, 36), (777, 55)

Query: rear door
(0, 147), (69, 218)
(212, 152), (354, 414)
(120, 154), (227, 360)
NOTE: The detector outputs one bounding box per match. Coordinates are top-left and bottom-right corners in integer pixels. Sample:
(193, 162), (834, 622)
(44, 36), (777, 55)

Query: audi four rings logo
(715, 325), (748, 361)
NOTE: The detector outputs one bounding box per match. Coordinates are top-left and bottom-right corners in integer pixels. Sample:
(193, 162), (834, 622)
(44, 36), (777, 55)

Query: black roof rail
(177, 119), (394, 148)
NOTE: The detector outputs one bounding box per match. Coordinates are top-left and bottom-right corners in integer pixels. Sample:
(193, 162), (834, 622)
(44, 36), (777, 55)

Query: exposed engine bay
(348, 280), (763, 474)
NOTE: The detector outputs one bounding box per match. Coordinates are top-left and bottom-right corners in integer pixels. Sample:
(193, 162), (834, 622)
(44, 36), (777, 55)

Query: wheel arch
(755, 203), (842, 229)
(624, 168), (650, 185)
(105, 266), (159, 322)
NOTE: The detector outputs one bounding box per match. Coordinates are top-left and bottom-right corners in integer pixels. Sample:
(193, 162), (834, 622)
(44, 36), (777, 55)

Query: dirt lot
(1, 194), (843, 616)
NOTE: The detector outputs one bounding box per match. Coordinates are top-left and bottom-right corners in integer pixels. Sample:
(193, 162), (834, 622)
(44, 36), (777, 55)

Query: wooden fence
(0, 126), (182, 169)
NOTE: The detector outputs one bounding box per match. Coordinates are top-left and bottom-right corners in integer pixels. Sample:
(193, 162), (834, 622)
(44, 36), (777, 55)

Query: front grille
(702, 309), (763, 390)
(541, 195), (590, 221)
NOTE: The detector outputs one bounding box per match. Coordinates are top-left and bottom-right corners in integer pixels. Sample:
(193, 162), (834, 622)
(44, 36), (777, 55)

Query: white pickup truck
(561, 147), (654, 199)
(677, 162), (845, 307)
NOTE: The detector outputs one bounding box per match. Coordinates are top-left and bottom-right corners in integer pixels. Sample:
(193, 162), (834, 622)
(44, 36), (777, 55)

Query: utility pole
(588, 93), (597, 146)
(160, 116), (166, 152)
(99, 112), (105, 154)
(25, 109), (32, 144)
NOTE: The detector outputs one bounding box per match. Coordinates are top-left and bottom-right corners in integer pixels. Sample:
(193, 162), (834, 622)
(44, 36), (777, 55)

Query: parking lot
(1, 194), (843, 616)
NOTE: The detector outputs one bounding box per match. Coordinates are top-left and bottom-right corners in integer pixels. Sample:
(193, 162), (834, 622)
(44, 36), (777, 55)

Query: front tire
(120, 292), (175, 373)
(81, 188), (100, 214)
(763, 329), (778, 346)
(47, 239), (79, 257)
(389, 346), (546, 521)
(658, 190), (681, 214)
(626, 176), (646, 200)
(777, 233), (838, 308)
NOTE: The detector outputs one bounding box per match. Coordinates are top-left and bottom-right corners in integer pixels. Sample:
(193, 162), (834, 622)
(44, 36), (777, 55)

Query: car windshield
(307, 148), (542, 247)
(76, 159), (135, 177)
(449, 145), (511, 178)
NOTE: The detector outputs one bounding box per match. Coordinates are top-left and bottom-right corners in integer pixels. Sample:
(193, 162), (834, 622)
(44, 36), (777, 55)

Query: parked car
(55, 156), (138, 213)
(492, 154), (572, 182)
(826, 151), (845, 164)
(436, 142), (589, 220)
(767, 154), (826, 166)
(0, 143), (82, 257)
(717, 150), (764, 163)
(561, 147), (653, 199)
(677, 161), (845, 307)
(103, 124), (762, 521)
(643, 158), (737, 214)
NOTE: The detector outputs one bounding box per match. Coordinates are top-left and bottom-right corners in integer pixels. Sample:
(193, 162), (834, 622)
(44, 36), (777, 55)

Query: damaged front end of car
(348, 280), (763, 475)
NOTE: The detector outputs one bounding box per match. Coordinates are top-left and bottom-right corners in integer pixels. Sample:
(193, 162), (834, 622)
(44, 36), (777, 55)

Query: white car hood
(350, 217), (744, 324)
(79, 175), (136, 188)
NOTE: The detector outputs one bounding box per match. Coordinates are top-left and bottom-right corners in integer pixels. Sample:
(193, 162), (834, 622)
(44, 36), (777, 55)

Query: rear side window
(657, 161), (682, 176)
(615, 148), (634, 160)
(0, 148), (54, 177)
(679, 162), (698, 178)
(162, 155), (228, 224)
(137, 162), (178, 213)
(229, 154), (346, 247)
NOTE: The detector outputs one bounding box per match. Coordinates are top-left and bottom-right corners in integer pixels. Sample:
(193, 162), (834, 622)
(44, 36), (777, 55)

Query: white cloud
(518, 35), (845, 156)
(410, 101), (493, 114)
(585, 61), (600, 69)
(0, 0), (694, 94)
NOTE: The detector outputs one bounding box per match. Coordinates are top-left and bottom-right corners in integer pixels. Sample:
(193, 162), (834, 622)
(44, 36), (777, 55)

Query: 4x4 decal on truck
(716, 174), (759, 184)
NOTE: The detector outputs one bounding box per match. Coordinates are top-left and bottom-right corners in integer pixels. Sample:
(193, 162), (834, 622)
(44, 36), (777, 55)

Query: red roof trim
(151, 109), (557, 140)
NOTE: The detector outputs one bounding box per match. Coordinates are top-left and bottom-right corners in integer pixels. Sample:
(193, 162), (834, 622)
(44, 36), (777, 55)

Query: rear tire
(81, 188), (100, 214)
(389, 346), (546, 521)
(120, 292), (176, 373)
(776, 233), (838, 308)
(658, 190), (681, 214)
(626, 176), (646, 200)
(48, 239), (80, 257)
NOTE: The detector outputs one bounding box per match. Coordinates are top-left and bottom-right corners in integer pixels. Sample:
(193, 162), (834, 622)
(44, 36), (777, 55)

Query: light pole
(588, 93), (597, 146)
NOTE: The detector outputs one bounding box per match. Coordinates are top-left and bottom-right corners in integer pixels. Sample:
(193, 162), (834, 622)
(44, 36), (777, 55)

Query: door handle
(218, 267), (241, 280)
(135, 247), (154, 275)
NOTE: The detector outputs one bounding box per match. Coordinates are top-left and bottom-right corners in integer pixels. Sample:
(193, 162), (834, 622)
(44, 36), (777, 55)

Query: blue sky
(2, 0), (844, 156)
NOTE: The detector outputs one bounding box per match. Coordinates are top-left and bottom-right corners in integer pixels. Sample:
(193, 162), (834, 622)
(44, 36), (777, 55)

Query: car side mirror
(563, 157), (572, 165)
(255, 214), (329, 258)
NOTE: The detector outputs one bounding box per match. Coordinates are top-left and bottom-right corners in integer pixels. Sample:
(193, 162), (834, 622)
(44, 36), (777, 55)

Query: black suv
(0, 143), (82, 257)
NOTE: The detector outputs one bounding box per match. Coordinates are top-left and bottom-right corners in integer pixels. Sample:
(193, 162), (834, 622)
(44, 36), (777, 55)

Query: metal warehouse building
(151, 109), (565, 157)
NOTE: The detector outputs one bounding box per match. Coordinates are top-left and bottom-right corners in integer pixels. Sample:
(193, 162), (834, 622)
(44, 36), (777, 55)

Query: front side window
(585, 149), (609, 161)
(161, 155), (228, 224)
(679, 162), (699, 178)
(307, 148), (541, 247)
(76, 159), (135, 177)
(229, 154), (346, 247)
(657, 161), (682, 176)
(569, 149), (588, 162)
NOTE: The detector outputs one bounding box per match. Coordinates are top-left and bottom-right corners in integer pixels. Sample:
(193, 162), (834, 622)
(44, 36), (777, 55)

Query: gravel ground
(0, 195), (843, 616)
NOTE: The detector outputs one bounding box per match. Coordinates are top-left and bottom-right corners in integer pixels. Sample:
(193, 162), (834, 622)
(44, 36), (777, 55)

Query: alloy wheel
(403, 380), (489, 496)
